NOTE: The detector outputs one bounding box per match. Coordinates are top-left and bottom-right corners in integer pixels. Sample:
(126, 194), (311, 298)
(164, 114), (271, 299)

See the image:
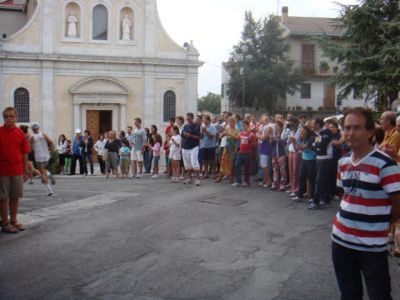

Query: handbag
(102, 148), (108, 161)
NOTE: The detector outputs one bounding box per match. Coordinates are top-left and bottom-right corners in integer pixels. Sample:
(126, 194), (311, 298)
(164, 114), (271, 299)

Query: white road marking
(18, 192), (138, 226)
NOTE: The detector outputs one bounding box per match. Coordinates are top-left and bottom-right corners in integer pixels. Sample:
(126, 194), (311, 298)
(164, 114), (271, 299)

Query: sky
(157, 0), (358, 97)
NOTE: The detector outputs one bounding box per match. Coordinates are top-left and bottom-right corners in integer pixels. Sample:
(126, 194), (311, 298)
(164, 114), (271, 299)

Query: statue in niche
(67, 11), (78, 38)
(121, 15), (132, 41)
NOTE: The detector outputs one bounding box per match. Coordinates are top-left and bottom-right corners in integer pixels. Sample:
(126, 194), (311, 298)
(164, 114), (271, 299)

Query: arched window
(14, 88), (30, 123)
(92, 4), (108, 40)
(163, 90), (176, 122)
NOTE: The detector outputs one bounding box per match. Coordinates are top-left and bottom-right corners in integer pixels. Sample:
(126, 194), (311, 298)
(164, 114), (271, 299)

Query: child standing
(163, 135), (171, 177)
(119, 140), (131, 178)
(64, 140), (73, 175)
(170, 126), (182, 183)
(148, 134), (162, 178)
(232, 120), (256, 187)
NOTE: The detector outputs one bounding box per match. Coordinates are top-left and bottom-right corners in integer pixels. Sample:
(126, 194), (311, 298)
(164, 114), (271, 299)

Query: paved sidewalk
(0, 175), (399, 299)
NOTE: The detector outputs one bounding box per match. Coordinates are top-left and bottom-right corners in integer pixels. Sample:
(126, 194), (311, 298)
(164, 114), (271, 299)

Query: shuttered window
(14, 88), (30, 122)
(163, 90), (176, 122)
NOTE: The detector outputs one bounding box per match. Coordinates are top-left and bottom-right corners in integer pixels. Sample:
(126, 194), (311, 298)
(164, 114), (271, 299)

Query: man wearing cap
(30, 122), (55, 196)
(0, 107), (30, 233)
(70, 129), (84, 176)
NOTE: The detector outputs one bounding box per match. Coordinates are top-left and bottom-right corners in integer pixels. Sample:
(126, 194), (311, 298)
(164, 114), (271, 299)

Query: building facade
(280, 6), (364, 111)
(0, 0), (202, 140)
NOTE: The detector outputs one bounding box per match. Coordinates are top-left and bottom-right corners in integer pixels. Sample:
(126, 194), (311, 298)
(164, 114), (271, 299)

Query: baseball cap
(75, 128), (82, 134)
(31, 122), (40, 130)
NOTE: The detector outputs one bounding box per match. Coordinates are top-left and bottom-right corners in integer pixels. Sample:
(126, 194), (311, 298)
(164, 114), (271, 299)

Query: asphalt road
(0, 174), (399, 300)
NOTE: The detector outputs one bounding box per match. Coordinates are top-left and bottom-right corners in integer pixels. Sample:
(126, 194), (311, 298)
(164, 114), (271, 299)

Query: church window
(163, 91), (176, 122)
(92, 4), (108, 40)
(14, 88), (30, 123)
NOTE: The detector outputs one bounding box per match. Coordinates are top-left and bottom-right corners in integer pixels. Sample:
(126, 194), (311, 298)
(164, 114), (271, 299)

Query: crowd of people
(1, 105), (400, 299)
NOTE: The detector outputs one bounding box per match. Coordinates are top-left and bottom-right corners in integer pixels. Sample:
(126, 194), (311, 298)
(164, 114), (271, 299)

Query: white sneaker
(170, 177), (176, 183)
(232, 182), (241, 187)
(179, 175), (185, 180)
(241, 182), (249, 187)
(195, 179), (201, 186)
(136, 174), (141, 179)
(151, 174), (158, 178)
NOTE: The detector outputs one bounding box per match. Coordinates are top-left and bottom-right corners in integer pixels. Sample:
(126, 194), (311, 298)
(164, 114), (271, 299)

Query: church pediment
(70, 77), (131, 95)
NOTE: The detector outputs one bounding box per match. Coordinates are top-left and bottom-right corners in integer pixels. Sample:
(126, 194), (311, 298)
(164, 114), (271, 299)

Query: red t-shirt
(239, 130), (255, 153)
(0, 125), (30, 176)
(165, 125), (173, 136)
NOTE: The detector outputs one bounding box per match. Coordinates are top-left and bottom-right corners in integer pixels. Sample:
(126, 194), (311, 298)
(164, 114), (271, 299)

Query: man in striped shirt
(333, 107), (400, 300)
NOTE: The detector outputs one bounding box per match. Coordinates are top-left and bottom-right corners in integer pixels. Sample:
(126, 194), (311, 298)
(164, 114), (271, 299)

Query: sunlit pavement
(1, 174), (399, 300)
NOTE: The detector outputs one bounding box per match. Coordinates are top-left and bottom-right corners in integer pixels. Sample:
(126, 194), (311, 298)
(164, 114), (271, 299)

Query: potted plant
(319, 60), (329, 73)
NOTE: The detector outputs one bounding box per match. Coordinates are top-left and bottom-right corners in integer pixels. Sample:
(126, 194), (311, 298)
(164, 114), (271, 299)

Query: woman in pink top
(147, 134), (162, 178)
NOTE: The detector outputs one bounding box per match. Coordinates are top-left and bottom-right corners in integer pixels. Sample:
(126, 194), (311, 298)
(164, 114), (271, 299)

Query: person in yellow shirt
(379, 111), (400, 158)
(380, 112), (400, 257)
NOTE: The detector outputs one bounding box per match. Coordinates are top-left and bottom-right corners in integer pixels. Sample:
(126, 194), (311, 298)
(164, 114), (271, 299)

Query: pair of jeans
(332, 242), (392, 300)
(298, 159), (316, 198)
(235, 152), (250, 184)
(145, 150), (153, 173)
(313, 158), (336, 205)
(70, 154), (83, 175)
(82, 151), (94, 175)
(98, 155), (105, 174)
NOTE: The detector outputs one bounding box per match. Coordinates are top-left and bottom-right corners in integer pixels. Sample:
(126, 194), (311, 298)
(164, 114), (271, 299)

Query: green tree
(315, 0), (400, 109)
(225, 12), (303, 112)
(198, 92), (221, 115)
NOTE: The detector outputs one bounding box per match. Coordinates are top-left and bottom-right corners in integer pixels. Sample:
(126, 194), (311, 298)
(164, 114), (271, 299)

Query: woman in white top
(94, 134), (106, 175)
(169, 126), (182, 182)
(57, 134), (67, 174)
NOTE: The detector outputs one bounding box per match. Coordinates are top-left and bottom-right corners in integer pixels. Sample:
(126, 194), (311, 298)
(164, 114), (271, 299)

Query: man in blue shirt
(181, 113), (201, 186)
(69, 129), (84, 175)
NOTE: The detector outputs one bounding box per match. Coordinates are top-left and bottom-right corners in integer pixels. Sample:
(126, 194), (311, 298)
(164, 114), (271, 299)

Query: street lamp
(238, 45), (252, 118)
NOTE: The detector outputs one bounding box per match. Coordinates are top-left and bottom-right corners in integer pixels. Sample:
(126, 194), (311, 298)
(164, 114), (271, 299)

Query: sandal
(11, 222), (25, 231)
(2, 223), (18, 234)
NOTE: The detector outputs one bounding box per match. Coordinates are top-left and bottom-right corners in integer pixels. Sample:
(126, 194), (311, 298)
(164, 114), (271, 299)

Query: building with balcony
(281, 6), (364, 111)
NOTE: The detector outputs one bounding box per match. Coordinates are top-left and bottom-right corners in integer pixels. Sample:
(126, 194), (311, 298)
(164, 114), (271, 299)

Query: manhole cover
(200, 196), (248, 207)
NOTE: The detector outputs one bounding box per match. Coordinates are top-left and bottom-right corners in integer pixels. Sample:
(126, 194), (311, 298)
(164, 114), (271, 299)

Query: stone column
(144, 0), (157, 57)
(41, 61), (54, 137)
(143, 65), (155, 126)
(73, 103), (81, 131)
(186, 67), (199, 114)
(112, 105), (119, 131)
(120, 103), (126, 130)
(41, 0), (55, 54)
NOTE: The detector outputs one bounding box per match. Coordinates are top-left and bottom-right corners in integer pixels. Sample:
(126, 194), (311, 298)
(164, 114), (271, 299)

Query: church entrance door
(86, 110), (112, 160)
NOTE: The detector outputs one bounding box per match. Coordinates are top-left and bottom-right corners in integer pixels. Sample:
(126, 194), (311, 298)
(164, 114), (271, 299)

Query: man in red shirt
(232, 120), (256, 187)
(0, 107), (30, 233)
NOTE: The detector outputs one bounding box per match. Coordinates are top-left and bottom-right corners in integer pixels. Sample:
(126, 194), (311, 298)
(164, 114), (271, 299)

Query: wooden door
(323, 84), (336, 110)
(302, 44), (315, 75)
(86, 110), (100, 143)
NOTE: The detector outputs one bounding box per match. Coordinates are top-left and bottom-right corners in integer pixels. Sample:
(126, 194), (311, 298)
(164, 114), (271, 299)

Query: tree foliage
(224, 12), (303, 112)
(315, 0), (400, 109)
(198, 92), (221, 115)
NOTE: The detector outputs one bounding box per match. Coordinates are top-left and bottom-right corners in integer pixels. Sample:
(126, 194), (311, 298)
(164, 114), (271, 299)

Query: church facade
(0, 0), (202, 139)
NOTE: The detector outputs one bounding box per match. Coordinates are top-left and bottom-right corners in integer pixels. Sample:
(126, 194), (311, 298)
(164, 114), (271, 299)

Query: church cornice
(0, 52), (204, 68)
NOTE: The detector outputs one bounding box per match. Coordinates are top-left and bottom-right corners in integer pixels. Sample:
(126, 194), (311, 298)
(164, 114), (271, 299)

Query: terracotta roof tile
(283, 17), (344, 37)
